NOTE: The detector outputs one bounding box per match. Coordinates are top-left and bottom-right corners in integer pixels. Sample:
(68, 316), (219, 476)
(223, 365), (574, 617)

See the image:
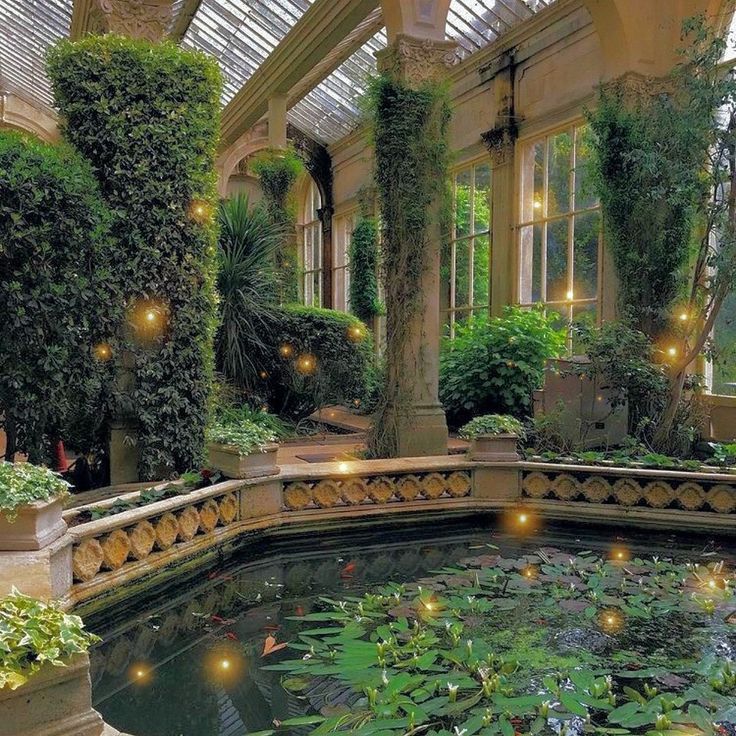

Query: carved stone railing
(520, 463), (736, 514)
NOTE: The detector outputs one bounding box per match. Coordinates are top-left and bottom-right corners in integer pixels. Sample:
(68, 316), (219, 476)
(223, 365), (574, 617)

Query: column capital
(600, 71), (675, 107)
(376, 34), (458, 88)
(481, 122), (518, 167)
(90, 0), (173, 41)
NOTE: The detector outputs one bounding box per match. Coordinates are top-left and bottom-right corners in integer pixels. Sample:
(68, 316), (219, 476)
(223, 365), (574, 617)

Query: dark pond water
(87, 515), (736, 736)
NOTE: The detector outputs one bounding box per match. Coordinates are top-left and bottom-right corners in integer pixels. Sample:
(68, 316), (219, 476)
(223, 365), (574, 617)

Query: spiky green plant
(216, 194), (287, 389)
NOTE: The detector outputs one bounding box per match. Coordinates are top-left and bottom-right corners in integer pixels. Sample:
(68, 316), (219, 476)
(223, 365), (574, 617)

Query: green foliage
(0, 462), (69, 520)
(47, 35), (222, 479)
(0, 590), (99, 690)
(586, 77), (707, 337)
(440, 307), (566, 427)
(216, 194), (286, 389)
(251, 147), (304, 303)
(366, 75), (451, 457)
(459, 414), (525, 439)
(206, 419), (277, 455)
(270, 551), (735, 736)
(525, 402), (576, 455)
(0, 131), (118, 463)
(349, 216), (382, 323)
(264, 306), (374, 419)
(573, 321), (702, 456)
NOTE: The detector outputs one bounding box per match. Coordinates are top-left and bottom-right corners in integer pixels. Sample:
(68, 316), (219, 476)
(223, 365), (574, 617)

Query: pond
(87, 515), (736, 736)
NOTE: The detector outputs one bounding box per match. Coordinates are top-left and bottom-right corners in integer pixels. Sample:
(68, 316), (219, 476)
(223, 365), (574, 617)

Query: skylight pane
(181, 0), (313, 105)
(0, 0), (72, 107)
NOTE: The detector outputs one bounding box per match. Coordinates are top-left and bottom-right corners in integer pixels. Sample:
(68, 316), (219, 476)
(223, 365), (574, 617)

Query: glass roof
(0, 0), (72, 107)
(0, 0), (555, 144)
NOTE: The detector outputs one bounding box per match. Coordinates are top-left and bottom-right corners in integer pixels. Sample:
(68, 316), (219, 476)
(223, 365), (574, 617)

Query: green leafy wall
(48, 36), (222, 478)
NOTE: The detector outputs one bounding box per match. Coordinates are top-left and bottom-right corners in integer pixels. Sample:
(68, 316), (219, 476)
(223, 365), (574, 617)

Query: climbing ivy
(47, 35), (222, 479)
(252, 147), (305, 303)
(349, 216), (382, 324)
(366, 75), (451, 458)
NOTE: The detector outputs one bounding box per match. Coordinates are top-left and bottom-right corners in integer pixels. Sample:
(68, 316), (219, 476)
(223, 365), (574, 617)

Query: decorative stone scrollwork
(313, 479), (341, 508)
(283, 481), (312, 511)
(218, 493), (238, 525)
(581, 476), (611, 503)
(91, 0), (172, 42)
(481, 123), (518, 167)
(677, 482), (706, 511)
(706, 485), (736, 513)
(521, 472), (549, 499)
(177, 506), (200, 541)
(422, 473), (447, 499)
(128, 520), (156, 560)
(376, 34), (458, 88)
(154, 512), (179, 550)
(342, 478), (369, 505)
(101, 529), (131, 570)
(198, 499), (220, 533)
(552, 474), (579, 501)
(612, 478), (641, 507)
(643, 480), (675, 509)
(396, 475), (422, 502)
(368, 476), (395, 504)
(73, 537), (104, 582)
(447, 471), (472, 498)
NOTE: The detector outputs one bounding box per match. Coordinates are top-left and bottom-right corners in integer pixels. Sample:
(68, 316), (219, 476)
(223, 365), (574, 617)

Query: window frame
(299, 177), (324, 308)
(444, 157), (493, 337)
(516, 121), (602, 328)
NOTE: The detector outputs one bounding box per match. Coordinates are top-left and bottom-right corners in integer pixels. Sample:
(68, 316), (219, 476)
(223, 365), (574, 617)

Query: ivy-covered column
(368, 35), (456, 458)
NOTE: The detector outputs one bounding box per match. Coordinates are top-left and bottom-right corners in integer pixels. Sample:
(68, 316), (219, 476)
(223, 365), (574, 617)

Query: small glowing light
(610, 546), (630, 563)
(145, 310), (157, 323)
(533, 199), (542, 210)
(337, 461), (350, 473)
(424, 601), (435, 611)
(598, 609), (624, 633)
(220, 659), (230, 670)
(279, 344), (293, 358)
(596, 395), (603, 402)
(566, 290), (574, 301)
(348, 325), (364, 342)
(518, 513), (528, 524)
(295, 353), (317, 375)
(679, 312), (689, 322)
(259, 370), (268, 380)
(136, 669), (145, 678)
(93, 342), (112, 362)
(708, 579), (717, 589)
(127, 298), (169, 343)
(523, 566), (538, 579)
(188, 198), (213, 224)
(667, 346), (678, 358)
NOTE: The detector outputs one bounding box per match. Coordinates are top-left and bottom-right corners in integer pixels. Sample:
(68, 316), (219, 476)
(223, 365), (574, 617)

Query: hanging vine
(252, 147), (304, 303)
(349, 211), (382, 324)
(366, 75), (451, 458)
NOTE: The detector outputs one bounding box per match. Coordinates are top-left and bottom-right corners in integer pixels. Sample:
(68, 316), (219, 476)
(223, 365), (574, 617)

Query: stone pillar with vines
(366, 35), (456, 458)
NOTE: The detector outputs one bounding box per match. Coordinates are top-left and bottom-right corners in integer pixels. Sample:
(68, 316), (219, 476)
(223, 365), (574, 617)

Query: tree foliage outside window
(48, 35), (221, 478)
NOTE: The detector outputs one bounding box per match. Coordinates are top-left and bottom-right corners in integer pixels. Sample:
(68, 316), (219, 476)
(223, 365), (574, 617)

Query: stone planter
(207, 442), (280, 479)
(0, 496), (67, 551)
(468, 434), (520, 463)
(0, 653), (105, 736)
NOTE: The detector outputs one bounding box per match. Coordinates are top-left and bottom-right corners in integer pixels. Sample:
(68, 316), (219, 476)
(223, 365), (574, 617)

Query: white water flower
(382, 670), (389, 685)
(454, 727), (467, 736)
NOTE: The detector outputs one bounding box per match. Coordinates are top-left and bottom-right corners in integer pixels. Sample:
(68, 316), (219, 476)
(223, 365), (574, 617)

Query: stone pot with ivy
(0, 592), (105, 736)
(459, 414), (524, 463)
(0, 462), (70, 551)
(206, 420), (280, 479)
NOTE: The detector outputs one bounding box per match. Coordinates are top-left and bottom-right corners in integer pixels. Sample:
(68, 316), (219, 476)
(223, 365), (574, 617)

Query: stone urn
(0, 654), (105, 736)
(0, 496), (67, 551)
(207, 442), (280, 479)
(468, 434), (521, 463)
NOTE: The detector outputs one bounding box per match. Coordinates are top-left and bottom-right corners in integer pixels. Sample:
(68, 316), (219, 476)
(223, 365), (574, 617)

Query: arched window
(300, 177), (323, 307)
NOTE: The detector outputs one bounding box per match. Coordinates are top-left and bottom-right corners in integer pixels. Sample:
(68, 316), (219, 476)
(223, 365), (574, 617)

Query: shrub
(264, 306), (374, 419)
(0, 131), (118, 464)
(0, 590), (99, 690)
(206, 420), (278, 455)
(48, 36), (222, 479)
(349, 216), (382, 323)
(216, 194), (286, 389)
(440, 307), (566, 427)
(459, 414), (525, 440)
(0, 462), (70, 520)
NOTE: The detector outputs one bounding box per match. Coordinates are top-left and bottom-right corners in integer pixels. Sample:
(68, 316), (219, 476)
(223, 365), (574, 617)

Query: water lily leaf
(560, 691), (589, 717)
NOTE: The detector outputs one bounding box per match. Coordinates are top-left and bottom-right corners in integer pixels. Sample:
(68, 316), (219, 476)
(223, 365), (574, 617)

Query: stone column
(85, 0), (174, 40)
(268, 94), (288, 150)
(482, 57), (518, 317)
(374, 34), (457, 457)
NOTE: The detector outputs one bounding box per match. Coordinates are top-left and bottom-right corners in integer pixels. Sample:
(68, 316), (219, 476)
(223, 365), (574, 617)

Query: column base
(396, 403), (449, 457)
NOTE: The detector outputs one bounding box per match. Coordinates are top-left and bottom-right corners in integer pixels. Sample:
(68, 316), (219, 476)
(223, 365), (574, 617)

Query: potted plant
(0, 591), (104, 736)
(459, 414), (524, 462)
(206, 419), (280, 479)
(0, 462), (70, 550)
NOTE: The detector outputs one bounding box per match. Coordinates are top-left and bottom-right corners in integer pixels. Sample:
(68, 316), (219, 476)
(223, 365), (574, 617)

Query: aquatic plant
(264, 549), (735, 736)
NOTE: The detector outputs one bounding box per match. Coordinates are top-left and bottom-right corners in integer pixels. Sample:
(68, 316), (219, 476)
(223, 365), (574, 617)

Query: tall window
(332, 211), (356, 313)
(301, 177), (323, 307)
(518, 124), (600, 325)
(443, 161), (491, 335)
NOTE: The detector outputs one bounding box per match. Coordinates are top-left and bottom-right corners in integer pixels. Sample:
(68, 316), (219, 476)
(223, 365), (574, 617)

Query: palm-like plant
(216, 194), (286, 389)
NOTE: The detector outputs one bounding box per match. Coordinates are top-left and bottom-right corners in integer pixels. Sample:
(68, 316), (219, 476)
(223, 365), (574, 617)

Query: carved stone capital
(376, 34), (458, 88)
(600, 71), (675, 107)
(90, 0), (173, 41)
(481, 121), (519, 167)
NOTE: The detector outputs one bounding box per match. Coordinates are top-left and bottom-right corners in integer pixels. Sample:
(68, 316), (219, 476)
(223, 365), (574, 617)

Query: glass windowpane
(546, 218), (569, 303)
(473, 234), (490, 306)
(547, 131), (572, 216)
(573, 210), (600, 300)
